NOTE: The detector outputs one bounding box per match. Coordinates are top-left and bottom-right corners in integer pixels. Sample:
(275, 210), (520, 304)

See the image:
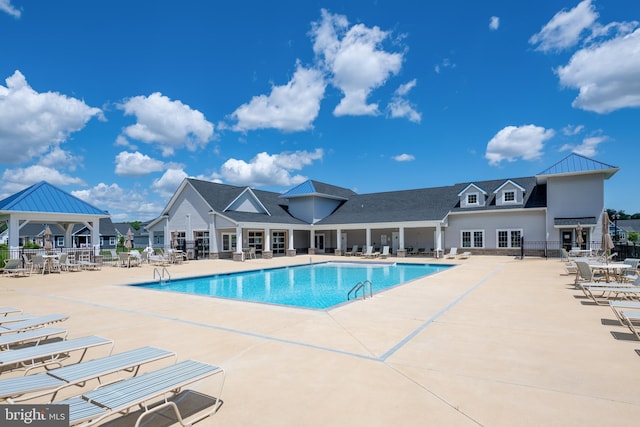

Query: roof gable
(280, 180), (356, 200)
(457, 183), (487, 197)
(0, 181), (107, 216)
(493, 179), (526, 193)
(225, 188), (270, 215)
(537, 153), (618, 179)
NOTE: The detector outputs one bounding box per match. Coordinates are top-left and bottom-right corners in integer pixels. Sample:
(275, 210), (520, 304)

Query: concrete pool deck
(1, 254), (640, 426)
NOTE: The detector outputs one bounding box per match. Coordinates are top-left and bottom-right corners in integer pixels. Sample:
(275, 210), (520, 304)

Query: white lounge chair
(345, 245), (358, 257)
(458, 251), (471, 259)
(445, 248), (458, 259)
(361, 246), (374, 258)
(59, 359), (225, 427)
(2, 259), (29, 277)
(379, 246), (390, 259)
(0, 335), (113, 374)
(618, 310), (640, 340)
(0, 346), (176, 403)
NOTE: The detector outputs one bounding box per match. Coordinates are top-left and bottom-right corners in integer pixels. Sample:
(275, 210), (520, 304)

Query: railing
(347, 280), (373, 301)
(153, 267), (171, 283)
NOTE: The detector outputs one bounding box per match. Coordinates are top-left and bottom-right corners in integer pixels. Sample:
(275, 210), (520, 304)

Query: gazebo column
(91, 219), (100, 256)
(8, 215), (19, 251)
(64, 224), (74, 249)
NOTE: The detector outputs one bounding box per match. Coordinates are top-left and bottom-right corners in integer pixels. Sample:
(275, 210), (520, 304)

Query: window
(497, 229), (522, 248)
(272, 231), (286, 254)
(461, 230), (484, 248)
(99, 237), (104, 246)
(467, 194), (478, 205)
(56, 237), (64, 247)
(109, 237), (116, 246)
(504, 191), (515, 202)
(221, 233), (237, 251)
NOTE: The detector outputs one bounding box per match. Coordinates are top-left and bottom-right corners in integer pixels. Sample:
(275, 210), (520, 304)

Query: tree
(128, 221), (142, 231)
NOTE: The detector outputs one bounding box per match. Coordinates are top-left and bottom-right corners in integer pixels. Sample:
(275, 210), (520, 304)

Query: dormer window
(467, 194), (478, 205)
(504, 191), (515, 202)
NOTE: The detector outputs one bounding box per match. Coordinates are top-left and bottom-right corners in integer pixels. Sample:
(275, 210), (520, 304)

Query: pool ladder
(347, 280), (373, 301)
(153, 267), (171, 283)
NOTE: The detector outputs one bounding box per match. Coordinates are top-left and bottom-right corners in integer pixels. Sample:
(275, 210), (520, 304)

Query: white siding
(446, 211), (546, 249)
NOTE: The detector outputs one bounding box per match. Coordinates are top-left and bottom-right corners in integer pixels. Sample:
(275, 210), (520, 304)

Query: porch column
(233, 226), (243, 261)
(435, 223), (443, 258)
(263, 227), (272, 259)
(208, 213), (219, 259)
(286, 228), (296, 257)
(397, 226), (407, 258)
(309, 229), (316, 255)
(163, 217), (171, 250)
(335, 228), (343, 256)
(366, 227), (372, 249)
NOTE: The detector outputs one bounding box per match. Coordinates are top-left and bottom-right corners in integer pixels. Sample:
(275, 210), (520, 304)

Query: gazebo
(0, 181), (109, 255)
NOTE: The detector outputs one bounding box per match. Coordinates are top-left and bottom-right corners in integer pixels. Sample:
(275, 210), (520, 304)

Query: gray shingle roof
(187, 179), (307, 225)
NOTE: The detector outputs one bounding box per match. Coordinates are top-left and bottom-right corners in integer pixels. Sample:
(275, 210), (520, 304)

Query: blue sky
(1, 0), (639, 221)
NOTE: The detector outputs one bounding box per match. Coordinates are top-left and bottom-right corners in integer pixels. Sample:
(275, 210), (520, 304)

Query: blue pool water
(133, 261), (451, 309)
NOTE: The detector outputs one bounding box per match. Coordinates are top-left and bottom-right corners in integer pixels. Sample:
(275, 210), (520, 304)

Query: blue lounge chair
(0, 313), (69, 335)
(0, 327), (67, 350)
(0, 346), (175, 403)
(59, 360), (225, 426)
(0, 335), (113, 374)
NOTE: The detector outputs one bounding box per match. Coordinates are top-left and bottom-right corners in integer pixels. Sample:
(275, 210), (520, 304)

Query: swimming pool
(133, 261), (451, 309)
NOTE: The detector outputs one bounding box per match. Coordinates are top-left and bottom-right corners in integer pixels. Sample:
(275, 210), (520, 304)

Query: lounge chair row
(0, 307), (225, 426)
(571, 260), (640, 348)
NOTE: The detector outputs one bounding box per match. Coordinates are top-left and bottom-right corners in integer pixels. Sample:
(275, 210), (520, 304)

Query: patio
(1, 255), (639, 426)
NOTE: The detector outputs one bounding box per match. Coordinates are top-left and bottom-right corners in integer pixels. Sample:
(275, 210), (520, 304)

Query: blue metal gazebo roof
(0, 181), (107, 215)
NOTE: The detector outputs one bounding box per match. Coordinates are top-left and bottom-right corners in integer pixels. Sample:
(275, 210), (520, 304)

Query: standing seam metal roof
(0, 181), (107, 215)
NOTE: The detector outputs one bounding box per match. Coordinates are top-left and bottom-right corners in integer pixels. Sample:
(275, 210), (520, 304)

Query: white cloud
(387, 79), (421, 123)
(392, 153), (415, 162)
(559, 135), (607, 157)
(556, 29), (640, 113)
(0, 165), (85, 196)
(114, 151), (165, 177)
(72, 182), (162, 221)
(151, 168), (189, 199)
(311, 9), (404, 116)
(489, 16), (500, 31)
(38, 146), (82, 172)
(0, 0), (20, 18)
(230, 64), (326, 132)
(529, 0), (598, 52)
(562, 124), (585, 135)
(215, 149), (323, 187)
(119, 92), (214, 157)
(0, 70), (102, 165)
(434, 58), (455, 74)
(485, 125), (555, 166)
